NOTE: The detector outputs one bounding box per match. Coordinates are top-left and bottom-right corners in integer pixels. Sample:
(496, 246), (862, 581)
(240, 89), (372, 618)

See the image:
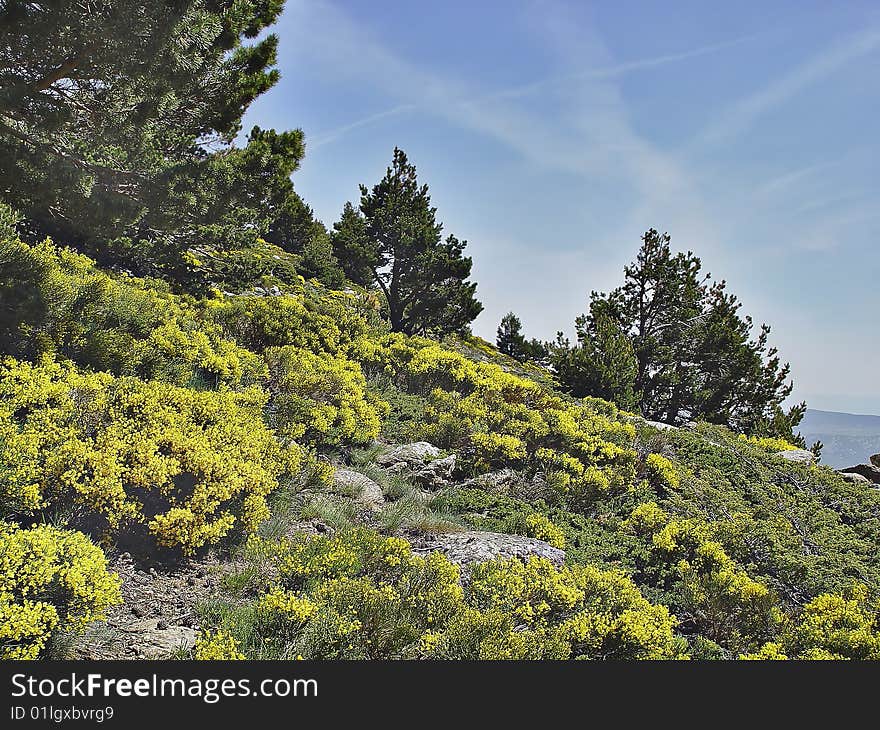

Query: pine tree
(332, 148), (482, 335)
(331, 201), (379, 287)
(0, 0), (302, 285)
(496, 312), (526, 359)
(563, 229), (802, 436)
(265, 191), (345, 286)
(552, 304), (638, 409)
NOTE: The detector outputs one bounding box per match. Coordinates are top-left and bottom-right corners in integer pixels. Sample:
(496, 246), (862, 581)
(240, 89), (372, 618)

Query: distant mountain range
(798, 409), (880, 469)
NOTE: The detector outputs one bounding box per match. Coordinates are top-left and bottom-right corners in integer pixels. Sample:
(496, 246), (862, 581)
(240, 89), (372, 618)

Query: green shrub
(209, 287), (375, 356)
(627, 502), (782, 651)
(0, 235), (263, 388)
(354, 333), (638, 511)
(207, 529), (683, 660)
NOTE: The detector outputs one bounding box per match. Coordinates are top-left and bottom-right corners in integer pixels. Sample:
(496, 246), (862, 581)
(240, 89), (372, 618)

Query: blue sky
(243, 0), (880, 414)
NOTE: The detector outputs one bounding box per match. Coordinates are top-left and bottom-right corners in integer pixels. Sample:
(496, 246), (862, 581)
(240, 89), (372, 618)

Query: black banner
(0, 660), (873, 725)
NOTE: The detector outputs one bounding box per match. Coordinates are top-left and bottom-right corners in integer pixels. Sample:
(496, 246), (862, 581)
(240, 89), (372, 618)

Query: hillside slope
(3, 225), (880, 661)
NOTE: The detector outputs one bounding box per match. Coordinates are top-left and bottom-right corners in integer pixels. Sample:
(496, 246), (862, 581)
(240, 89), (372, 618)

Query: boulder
(838, 471), (873, 487)
(870, 454), (880, 469)
(331, 469), (385, 510)
(377, 442), (455, 489)
(409, 530), (565, 569)
(839, 463), (880, 485)
(460, 468), (521, 492)
(377, 442), (441, 469)
(777, 449), (816, 465)
(413, 454), (456, 490)
(645, 419), (679, 432)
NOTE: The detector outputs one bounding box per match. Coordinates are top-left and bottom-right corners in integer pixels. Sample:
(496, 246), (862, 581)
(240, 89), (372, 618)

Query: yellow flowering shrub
(740, 435), (800, 453)
(626, 502), (781, 650)
(739, 642), (788, 660)
(462, 556), (683, 660)
(785, 586), (880, 660)
(222, 530), (681, 660)
(0, 522), (121, 659)
(644, 452), (679, 490)
(0, 235), (263, 388)
(524, 513), (566, 549)
(194, 629), (246, 660)
(209, 288), (371, 356)
(243, 530), (463, 659)
(0, 358), (299, 552)
(354, 333), (638, 511)
(740, 587), (880, 660)
(263, 346), (386, 445)
(418, 607), (570, 660)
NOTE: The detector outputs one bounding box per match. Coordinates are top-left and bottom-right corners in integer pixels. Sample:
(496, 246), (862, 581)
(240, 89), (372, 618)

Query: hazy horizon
(242, 0), (880, 415)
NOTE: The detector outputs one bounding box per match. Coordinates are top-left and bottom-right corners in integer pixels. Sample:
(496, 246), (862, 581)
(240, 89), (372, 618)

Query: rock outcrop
(377, 442), (456, 490)
(408, 530), (565, 569)
(460, 468), (521, 492)
(332, 469), (385, 511)
(838, 471), (873, 487)
(377, 442), (441, 467)
(645, 419), (679, 432)
(838, 463), (880, 485)
(777, 449), (816, 465)
(119, 620), (197, 659)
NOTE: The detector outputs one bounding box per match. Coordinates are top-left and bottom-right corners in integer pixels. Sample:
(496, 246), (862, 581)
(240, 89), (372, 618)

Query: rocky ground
(67, 440), (563, 659)
(67, 438), (880, 659)
(71, 552), (225, 659)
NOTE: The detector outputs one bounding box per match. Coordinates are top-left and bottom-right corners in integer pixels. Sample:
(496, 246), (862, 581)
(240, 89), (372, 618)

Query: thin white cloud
(285, 0), (744, 194)
(699, 28), (880, 145)
(487, 32), (761, 102)
(309, 104), (415, 149)
(794, 189), (874, 214)
(755, 161), (833, 197)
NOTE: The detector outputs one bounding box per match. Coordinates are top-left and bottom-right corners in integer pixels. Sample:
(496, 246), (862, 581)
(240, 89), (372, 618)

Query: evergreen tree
(331, 201), (378, 287)
(563, 229), (802, 437)
(0, 0), (302, 284)
(331, 148), (482, 336)
(497, 312), (526, 359)
(496, 311), (548, 363)
(552, 304), (638, 410)
(265, 191), (345, 286)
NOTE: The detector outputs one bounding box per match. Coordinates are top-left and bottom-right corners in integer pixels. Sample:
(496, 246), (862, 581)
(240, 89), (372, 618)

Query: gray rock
(777, 449), (816, 465)
(409, 530), (565, 569)
(839, 463), (880, 485)
(461, 468), (521, 492)
(376, 442), (455, 489)
(377, 442), (441, 469)
(413, 454), (456, 490)
(838, 471), (873, 487)
(120, 619), (196, 658)
(645, 419), (679, 432)
(870, 454), (880, 469)
(331, 469), (385, 510)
